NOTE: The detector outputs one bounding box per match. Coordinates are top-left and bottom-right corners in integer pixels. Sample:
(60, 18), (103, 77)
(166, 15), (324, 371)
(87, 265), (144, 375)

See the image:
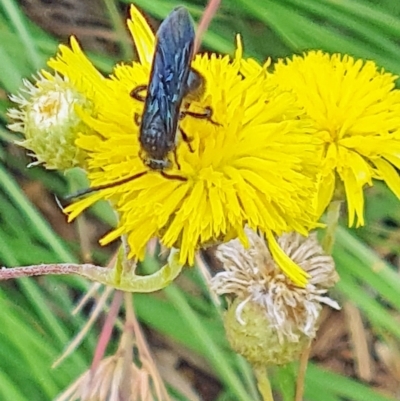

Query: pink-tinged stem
(90, 290), (124, 375)
(0, 264), (84, 280)
(0, 263), (119, 288)
(1, 250), (184, 293)
(194, 0), (222, 53)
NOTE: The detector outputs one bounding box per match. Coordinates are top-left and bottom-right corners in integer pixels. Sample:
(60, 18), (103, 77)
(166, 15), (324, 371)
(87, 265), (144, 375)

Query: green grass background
(0, 0), (400, 400)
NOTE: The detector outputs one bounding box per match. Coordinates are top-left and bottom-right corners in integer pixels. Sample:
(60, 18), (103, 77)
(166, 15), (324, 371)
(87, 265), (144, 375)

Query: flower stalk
(254, 365), (274, 401)
(212, 228), (340, 399)
(0, 248), (184, 292)
(321, 200), (343, 254)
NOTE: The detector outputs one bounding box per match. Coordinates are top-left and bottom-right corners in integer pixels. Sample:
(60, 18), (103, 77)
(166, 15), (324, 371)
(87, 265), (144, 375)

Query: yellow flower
(269, 51), (400, 227)
(50, 7), (320, 286)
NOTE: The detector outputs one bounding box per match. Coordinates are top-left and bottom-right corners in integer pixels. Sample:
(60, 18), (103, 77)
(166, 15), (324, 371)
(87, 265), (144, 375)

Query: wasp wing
(145, 7), (195, 140)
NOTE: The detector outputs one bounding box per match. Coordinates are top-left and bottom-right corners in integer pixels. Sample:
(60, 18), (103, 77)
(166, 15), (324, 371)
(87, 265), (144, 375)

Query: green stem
(322, 200), (342, 254)
(115, 248), (184, 292)
(254, 365), (274, 401)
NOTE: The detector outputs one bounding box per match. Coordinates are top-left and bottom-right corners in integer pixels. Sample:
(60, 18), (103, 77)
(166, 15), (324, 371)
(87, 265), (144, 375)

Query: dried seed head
(56, 331), (169, 401)
(212, 229), (340, 365)
(56, 354), (143, 401)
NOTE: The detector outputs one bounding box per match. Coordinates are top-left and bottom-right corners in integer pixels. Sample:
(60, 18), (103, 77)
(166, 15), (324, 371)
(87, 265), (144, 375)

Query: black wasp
(131, 6), (215, 177)
(66, 6), (216, 200)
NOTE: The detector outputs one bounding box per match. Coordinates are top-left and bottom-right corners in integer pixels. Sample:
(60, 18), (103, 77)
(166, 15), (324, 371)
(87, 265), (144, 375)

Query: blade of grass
(307, 363), (397, 401)
(231, 0), (400, 73)
(0, 42), (24, 92)
(102, 0), (133, 60)
(0, 0), (43, 70)
(0, 164), (76, 262)
(327, 0), (400, 37)
(336, 269), (400, 341)
(286, 0), (400, 60)
(334, 243), (400, 311)
(0, 371), (27, 401)
(336, 227), (400, 297)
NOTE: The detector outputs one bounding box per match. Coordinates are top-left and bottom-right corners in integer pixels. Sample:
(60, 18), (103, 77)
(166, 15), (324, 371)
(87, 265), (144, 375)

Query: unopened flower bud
(8, 72), (93, 170)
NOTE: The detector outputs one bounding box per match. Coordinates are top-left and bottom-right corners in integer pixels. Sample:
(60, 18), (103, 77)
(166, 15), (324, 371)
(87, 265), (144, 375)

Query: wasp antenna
(63, 171), (148, 201)
(194, 0), (221, 53)
(63, 186), (102, 201)
(54, 194), (65, 210)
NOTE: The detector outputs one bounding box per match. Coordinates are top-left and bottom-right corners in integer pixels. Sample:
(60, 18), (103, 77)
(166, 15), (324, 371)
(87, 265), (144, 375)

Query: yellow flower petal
(270, 51), (400, 226)
(265, 230), (309, 286)
(340, 167), (366, 227)
(66, 191), (107, 221)
(316, 171), (335, 220)
(127, 5), (155, 65)
(47, 37), (106, 98)
(373, 158), (400, 199)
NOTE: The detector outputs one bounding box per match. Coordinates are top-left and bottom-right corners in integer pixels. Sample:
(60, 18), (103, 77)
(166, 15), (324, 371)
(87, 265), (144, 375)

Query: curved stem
(254, 365), (274, 401)
(1, 249), (184, 293)
(116, 248), (184, 292)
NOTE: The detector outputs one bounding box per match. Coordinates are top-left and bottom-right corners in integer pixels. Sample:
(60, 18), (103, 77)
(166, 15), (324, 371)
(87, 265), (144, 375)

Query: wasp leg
(181, 106), (220, 126)
(134, 112), (142, 126)
(180, 127), (194, 153)
(130, 85), (147, 102)
(161, 171), (187, 181)
(64, 171), (148, 200)
(172, 149), (182, 170)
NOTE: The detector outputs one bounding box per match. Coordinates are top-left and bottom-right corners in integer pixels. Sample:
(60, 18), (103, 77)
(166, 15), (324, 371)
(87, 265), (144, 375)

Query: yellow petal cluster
(269, 51), (400, 226)
(47, 7), (320, 286)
